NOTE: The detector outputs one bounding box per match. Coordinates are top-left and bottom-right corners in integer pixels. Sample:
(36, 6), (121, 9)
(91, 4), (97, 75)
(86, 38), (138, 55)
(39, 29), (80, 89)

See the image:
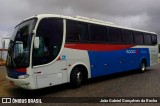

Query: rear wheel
(70, 67), (83, 88)
(140, 61), (147, 72)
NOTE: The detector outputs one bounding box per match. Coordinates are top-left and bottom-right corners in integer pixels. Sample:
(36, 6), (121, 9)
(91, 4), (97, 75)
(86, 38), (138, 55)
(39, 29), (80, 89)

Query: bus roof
(23, 14), (157, 35)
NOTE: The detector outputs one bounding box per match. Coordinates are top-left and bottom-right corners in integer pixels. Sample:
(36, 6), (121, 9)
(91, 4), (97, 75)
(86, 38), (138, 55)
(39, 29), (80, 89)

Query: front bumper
(6, 75), (37, 90)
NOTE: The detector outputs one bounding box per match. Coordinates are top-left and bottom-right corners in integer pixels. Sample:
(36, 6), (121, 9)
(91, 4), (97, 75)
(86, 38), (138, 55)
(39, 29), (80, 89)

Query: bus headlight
(18, 74), (29, 79)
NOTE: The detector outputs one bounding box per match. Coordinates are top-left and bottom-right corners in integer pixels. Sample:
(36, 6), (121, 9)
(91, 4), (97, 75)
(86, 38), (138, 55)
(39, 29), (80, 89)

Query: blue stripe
(7, 69), (27, 79)
(88, 48), (150, 78)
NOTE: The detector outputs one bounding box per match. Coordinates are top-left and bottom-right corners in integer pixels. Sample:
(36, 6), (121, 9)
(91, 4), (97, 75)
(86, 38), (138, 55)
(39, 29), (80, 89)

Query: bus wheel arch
(140, 58), (147, 72)
(69, 65), (88, 87)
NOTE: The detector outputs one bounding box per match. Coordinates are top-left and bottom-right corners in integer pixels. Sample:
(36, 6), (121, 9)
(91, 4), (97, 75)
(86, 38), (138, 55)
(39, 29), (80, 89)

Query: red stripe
(0, 49), (8, 51)
(65, 44), (135, 51)
(16, 68), (26, 73)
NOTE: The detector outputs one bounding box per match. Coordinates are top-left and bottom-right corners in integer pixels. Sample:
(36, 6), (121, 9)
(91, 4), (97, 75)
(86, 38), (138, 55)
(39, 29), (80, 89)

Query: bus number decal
(126, 50), (138, 54)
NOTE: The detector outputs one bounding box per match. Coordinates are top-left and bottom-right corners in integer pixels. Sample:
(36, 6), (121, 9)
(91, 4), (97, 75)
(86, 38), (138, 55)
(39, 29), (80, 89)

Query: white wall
(0, 38), (10, 61)
(0, 51), (8, 61)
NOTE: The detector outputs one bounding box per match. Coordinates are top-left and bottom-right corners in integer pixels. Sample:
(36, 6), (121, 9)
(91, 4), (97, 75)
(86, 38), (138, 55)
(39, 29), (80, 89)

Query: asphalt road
(0, 64), (160, 106)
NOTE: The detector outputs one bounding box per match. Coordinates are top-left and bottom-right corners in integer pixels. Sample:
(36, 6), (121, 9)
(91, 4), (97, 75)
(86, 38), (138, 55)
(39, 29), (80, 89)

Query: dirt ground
(0, 66), (6, 82)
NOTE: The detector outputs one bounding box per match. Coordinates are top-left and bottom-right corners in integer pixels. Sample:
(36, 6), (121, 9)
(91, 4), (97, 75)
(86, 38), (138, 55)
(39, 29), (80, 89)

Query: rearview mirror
(34, 37), (39, 49)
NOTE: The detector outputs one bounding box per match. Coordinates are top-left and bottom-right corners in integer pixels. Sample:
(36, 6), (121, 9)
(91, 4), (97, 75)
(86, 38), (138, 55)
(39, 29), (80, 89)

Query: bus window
(108, 27), (122, 43)
(90, 25), (106, 42)
(66, 20), (89, 42)
(134, 32), (144, 45)
(151, 34), (157, 45)
(122, 30), (134, 43)
(143, 33), (152, 45)
(77, 22), (89, 42)
(66, 21), (78, 42)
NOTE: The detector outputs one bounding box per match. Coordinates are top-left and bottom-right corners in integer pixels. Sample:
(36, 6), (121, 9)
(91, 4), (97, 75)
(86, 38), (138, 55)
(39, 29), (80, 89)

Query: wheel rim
(77, 71), (82, 83)
(141, 63), (146, 71)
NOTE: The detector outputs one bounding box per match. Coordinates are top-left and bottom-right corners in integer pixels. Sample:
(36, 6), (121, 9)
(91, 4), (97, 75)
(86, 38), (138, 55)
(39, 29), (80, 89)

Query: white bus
(6, 14), (158, 90)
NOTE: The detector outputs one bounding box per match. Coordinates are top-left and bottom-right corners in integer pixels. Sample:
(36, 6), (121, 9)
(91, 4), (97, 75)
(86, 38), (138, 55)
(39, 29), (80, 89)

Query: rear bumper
(6, 75), (37, 90)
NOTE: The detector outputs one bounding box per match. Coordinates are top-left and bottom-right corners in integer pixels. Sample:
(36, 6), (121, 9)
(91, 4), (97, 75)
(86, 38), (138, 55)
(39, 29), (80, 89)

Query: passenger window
(108, 27), (122, 43)
(90, 25), (106, 42)
(134, 32), (144, 44)
(151, 34), (157, 45)
(122, 30), (134, 43)
(143, 33), (152, 45)
(66, 20), (89, 42)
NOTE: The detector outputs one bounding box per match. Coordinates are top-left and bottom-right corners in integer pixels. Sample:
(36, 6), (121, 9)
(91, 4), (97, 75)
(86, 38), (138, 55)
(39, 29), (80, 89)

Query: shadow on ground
(6, 69), (151, 97)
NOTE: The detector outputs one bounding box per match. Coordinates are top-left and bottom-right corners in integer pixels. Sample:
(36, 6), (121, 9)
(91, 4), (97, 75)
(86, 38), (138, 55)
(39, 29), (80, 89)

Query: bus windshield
(6, 18), (37, 68)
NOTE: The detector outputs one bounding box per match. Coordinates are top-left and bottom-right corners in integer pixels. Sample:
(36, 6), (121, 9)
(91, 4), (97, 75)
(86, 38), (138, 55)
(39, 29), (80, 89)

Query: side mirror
(34, 37), (39, 49)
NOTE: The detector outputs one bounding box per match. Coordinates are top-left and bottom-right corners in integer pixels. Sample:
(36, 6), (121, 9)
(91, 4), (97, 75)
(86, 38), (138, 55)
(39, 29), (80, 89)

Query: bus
(6, 14), (158, 90)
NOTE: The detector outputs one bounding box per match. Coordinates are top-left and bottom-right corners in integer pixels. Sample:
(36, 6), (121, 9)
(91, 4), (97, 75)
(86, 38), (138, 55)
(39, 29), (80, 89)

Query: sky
(0, 0), (160, 42)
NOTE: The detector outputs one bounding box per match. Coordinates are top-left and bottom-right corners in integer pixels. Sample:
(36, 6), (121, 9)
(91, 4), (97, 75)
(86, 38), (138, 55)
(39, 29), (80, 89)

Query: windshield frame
(6, 17), (38, 69)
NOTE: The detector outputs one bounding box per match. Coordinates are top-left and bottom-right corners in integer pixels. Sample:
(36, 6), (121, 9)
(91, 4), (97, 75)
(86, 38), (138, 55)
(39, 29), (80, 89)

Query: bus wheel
(140, 61), (146, 72)
(70, 67), (82, 88)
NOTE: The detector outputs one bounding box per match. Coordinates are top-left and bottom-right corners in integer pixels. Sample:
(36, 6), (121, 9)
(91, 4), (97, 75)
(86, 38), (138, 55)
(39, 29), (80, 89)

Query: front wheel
(70, 67), (83, 88)
(140, 61), (146, 72)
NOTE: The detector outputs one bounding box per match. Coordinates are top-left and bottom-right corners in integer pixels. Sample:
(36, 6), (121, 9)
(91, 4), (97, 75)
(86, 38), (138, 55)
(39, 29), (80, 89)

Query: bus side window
(108, 27), (122, 43)
(122, 30), (134, 44)
(77, 22), (89, 42)
(66, 21), (78, 42)
(66, 20), (89, 42)
(143, 33), (152, 45)
(90, 25), (106, 42)
(134, 32), (144, 45)
(151, 34), (157, 45)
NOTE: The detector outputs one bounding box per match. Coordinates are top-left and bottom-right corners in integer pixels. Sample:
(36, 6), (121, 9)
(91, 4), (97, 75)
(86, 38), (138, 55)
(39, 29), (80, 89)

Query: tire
(140, 61), (146, 72)
(70, 67), (83, 88)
